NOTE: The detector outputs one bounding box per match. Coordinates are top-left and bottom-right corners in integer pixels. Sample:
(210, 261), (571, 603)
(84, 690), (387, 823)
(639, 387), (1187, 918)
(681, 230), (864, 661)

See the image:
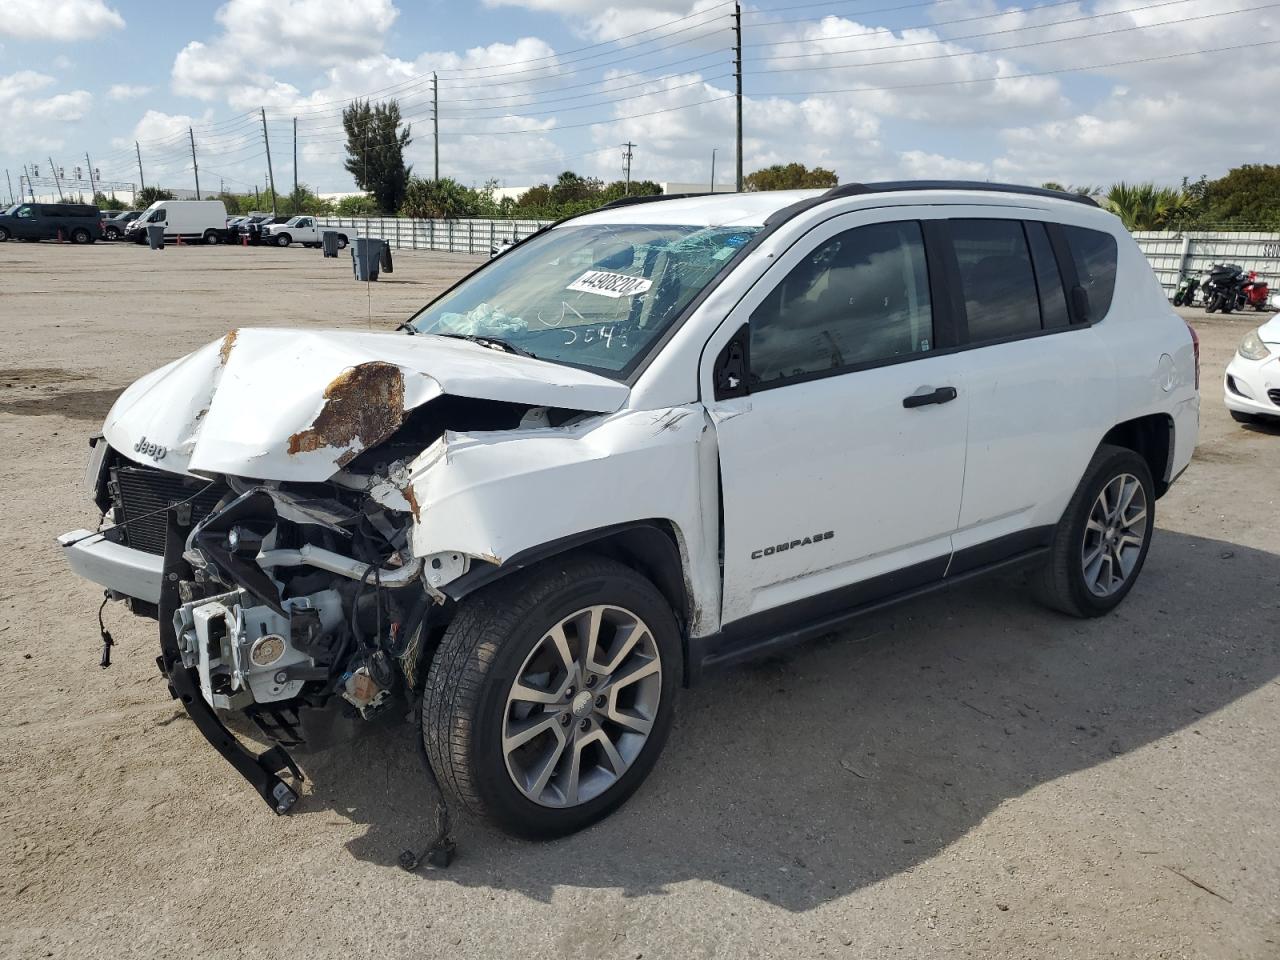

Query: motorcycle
(1172, 274), (1200, 306)
(1203, 263), (1246, 314)
(1237, 271), (1271, 312)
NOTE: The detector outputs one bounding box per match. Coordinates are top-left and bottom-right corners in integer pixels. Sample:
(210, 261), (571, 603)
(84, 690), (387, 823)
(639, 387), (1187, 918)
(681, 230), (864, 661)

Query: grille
(1269, 389), (1280, 406)
(113, 464), (227, 555)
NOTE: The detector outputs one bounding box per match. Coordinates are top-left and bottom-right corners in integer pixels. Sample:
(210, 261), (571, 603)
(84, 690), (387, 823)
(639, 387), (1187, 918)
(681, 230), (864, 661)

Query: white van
(127, 199), (228, 245)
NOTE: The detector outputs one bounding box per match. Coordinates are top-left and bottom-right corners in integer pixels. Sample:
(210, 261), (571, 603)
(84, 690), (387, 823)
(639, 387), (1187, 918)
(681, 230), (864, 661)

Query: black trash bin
(352, 237), (385, 281)
(146, 224), (165, 250)
(379, 242), (393, 275)
(321, 230), (339, 258)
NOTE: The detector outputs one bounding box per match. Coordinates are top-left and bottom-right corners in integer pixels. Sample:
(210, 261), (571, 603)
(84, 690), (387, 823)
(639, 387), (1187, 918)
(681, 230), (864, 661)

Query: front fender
(405, 405), (722, 637)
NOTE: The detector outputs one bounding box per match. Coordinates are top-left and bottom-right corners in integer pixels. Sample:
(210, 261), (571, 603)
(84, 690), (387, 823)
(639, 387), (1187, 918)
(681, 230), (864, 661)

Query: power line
(751, 3), (1276, 71)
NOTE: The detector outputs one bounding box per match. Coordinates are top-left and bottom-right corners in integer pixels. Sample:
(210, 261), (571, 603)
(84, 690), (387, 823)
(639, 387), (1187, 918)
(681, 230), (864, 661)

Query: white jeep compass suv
(59, 181), (1199, 842)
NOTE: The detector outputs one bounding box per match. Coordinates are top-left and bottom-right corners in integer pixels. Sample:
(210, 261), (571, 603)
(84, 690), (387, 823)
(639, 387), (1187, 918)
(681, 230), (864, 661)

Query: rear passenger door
(942, 214), (1118, 566)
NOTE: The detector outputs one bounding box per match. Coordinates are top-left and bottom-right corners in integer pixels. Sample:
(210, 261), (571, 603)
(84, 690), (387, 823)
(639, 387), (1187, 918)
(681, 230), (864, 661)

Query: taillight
(1185, 320), (1200, 390)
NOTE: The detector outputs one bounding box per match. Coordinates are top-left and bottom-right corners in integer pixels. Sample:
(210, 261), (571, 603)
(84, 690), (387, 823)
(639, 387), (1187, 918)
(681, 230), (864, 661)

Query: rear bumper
(57, 529), (163, 604)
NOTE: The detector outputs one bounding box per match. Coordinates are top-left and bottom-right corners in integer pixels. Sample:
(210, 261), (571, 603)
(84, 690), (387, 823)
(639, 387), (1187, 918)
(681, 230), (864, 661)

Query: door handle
(902, 386), (958, 408)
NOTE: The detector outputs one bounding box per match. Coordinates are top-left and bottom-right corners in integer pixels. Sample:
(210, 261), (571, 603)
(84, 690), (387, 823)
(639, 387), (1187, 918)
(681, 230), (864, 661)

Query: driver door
(704, 210), (970, 631)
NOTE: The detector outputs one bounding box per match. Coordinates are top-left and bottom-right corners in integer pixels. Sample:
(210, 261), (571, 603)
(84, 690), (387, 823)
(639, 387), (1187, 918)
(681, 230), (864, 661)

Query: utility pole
(710, 148), (717, 193)
(48, 157), (64, 200)
(432, 72), (439, 182)
(135, 141), (146, 194)
(733, 0), (743, 192)
(188, 128), (201, 200)
(260, 108), (277, 217)
(622, 141), (634, 195)
(292, 116), (298, 199)
(85, 153), (97, 201)
(4, 169), (12, 204)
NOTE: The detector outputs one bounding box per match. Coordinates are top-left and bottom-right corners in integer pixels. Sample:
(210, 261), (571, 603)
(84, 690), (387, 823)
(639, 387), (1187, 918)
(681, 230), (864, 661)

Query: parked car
(58, 182), (1198, 841)
(0, 202), (102, 243)
(263, 215), (350, 249)
(1224, 314), (1280, 424)
(102, 210), (141, 240)
(239, 213), (286, 244)
(125, 200), (229, 245)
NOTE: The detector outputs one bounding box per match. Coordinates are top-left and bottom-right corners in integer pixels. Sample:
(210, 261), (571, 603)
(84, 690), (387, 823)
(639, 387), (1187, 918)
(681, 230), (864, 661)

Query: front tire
(1033, 444), (1155, 618)
(275, 233), (291, 247)
(0, 226), (8, 242)
(423, 555), (681, 839)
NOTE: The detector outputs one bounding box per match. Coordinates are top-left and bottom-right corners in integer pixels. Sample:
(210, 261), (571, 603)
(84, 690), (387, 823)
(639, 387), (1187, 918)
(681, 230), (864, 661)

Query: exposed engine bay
(90, 392), (575, 743)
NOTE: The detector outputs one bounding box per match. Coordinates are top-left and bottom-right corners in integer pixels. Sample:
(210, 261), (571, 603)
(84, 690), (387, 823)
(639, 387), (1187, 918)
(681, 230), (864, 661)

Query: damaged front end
(153, 478), (440, 815)
(60, 328), (628, 818)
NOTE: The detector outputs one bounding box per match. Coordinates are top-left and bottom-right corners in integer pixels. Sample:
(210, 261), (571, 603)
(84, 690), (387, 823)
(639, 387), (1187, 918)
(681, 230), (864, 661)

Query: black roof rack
(825, 180), (1100, 207)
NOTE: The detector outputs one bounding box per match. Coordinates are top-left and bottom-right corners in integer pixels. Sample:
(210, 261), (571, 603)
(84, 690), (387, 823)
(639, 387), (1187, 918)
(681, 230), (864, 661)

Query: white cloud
(0, 71), (92, 152)
(897, 150), (990, 180)
(0, 0), (124, 41)
(173, 0), (398, 100)
(107, 83), (152, 101)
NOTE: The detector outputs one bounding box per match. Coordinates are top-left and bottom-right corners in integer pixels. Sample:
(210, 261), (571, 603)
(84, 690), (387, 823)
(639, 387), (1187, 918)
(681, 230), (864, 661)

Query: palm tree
(1103, 182), (1190, 230)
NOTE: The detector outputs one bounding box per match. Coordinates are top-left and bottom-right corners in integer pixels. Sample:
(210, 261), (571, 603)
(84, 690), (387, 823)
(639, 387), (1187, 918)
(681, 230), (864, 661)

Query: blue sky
(1, 0), (1276, 203)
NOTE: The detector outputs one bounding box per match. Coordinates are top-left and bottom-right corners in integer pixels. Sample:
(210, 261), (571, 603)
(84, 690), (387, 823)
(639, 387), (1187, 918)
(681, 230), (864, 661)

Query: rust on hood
(218, 329), (238, 365)
(287, 361), (406, 461)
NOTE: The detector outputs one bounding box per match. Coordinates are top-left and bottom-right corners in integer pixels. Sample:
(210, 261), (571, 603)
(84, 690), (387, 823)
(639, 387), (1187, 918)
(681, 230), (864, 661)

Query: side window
(950, 219), (1040, 343)
(749, 221), (933, 385)
(16, 205), (32, 219)
(150, 209), (166, 222)
(1024, 221), (1070, 329)
(1062, 226), (1118, 322)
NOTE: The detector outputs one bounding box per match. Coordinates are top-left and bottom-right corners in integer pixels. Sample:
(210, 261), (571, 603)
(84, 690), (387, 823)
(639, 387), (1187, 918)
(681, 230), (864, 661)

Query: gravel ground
(1, 242), (1277, 960)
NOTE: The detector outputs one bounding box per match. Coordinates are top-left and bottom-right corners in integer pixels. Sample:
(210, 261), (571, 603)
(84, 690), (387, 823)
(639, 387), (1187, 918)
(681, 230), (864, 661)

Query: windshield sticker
(567, 270), (653, 299)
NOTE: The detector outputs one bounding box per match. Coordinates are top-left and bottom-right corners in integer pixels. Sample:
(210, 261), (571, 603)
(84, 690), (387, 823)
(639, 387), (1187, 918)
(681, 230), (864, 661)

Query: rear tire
(204, 230), (220, 245)
(70, 228), (90, 244)
(1033, 444), (1155, 618)
(336, 235), (348, 250)
(423, 555), (681, 839)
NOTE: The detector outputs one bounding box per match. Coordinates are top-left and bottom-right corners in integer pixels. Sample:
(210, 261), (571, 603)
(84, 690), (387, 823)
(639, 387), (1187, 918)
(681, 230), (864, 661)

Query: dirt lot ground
(1, 241), (1277, 960)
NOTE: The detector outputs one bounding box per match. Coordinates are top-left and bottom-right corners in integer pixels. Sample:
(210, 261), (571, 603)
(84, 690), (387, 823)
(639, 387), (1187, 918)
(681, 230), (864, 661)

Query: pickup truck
(263, 216), (350, 249)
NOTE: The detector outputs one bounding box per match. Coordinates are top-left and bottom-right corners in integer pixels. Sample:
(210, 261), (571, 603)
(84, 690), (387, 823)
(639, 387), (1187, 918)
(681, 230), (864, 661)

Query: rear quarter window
(1063, 226), (1118, 321)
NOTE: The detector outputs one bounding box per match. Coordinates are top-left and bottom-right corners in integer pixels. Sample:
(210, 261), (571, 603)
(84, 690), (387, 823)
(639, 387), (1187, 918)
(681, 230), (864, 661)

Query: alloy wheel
(502, 604), (662, 808)
(1081, 472), (1148, 597)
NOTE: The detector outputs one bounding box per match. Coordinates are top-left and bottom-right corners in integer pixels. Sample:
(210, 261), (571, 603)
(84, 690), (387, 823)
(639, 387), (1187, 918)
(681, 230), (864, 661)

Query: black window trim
(728, 213), (1107, 398)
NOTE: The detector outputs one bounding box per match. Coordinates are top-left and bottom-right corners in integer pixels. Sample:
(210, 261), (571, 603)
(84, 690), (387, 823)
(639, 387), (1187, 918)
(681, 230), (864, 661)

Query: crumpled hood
(103, 327), (629, 482)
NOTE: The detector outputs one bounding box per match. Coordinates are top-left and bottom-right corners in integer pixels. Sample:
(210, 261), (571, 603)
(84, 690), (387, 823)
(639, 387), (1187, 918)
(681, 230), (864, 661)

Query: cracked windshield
(407, 222), (761, 377)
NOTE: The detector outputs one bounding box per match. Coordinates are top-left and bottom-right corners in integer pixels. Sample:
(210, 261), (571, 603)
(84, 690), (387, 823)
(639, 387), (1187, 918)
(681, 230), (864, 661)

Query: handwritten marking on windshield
(563, 325), (628, 348)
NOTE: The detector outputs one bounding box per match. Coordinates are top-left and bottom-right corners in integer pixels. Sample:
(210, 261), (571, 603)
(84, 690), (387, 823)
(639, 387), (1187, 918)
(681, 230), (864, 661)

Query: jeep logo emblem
(133, 436), (167, 462)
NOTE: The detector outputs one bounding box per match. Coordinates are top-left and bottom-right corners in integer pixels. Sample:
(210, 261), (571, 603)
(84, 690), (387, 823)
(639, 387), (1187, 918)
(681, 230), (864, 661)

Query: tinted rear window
(1063, 226), (1118, 322)
(950, 219), (1040, 343)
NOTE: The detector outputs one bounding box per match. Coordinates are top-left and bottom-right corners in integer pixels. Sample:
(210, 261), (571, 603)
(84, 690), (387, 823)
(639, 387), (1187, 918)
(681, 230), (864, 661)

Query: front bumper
(1224, 352), (1280, 418)
(58, 529), (163, 604)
